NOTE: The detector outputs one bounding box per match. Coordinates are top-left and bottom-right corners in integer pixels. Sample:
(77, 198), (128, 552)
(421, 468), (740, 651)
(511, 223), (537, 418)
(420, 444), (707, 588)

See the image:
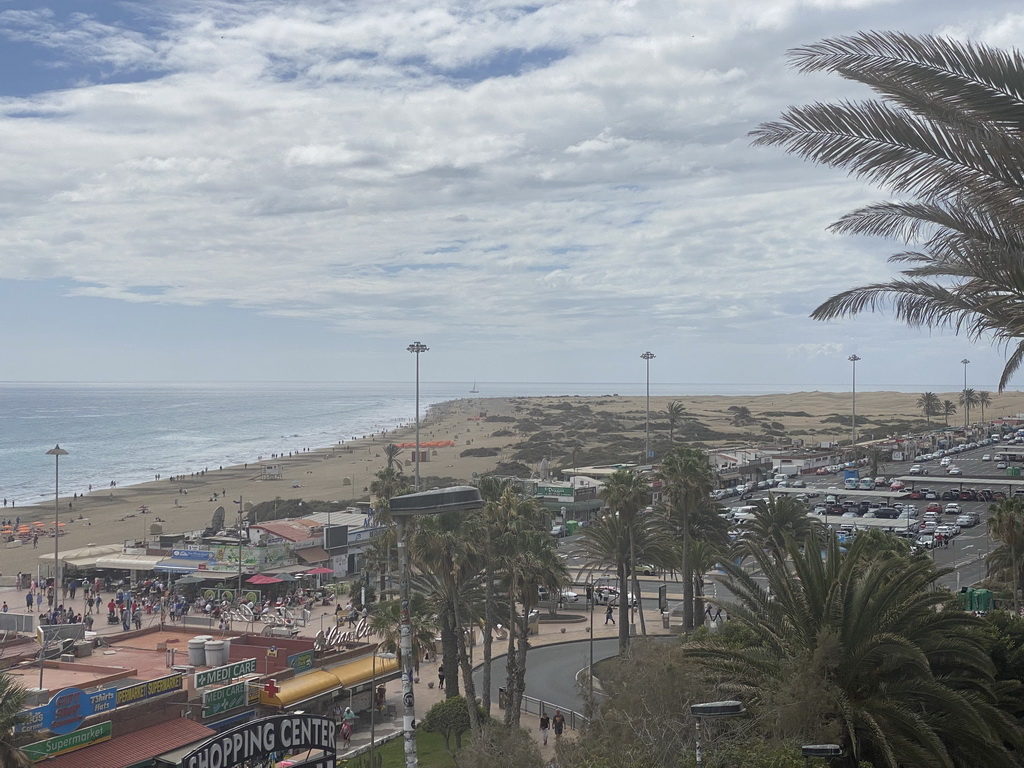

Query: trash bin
(498, 687), (507, 709)
(662, 612), (670, 629)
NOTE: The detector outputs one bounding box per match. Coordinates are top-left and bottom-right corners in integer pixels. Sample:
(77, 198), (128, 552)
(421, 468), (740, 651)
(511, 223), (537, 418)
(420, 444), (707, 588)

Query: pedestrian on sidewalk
(340, 720), (352, 750)
(540, 712), (550, 746)
(438, 664), (445, 688)
(553, 710), (565, 740)
(605, 604), (614, 625)
(25, 593), (33, 612)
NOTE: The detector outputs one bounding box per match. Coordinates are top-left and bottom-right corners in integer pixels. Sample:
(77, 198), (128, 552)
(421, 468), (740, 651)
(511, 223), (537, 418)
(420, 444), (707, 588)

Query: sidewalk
(0, 580), (674, 761)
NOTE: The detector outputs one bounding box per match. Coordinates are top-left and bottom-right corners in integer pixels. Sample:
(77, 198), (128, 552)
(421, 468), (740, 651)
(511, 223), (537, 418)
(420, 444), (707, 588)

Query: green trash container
(958, 587), (974, 610)
(1010, 466), (1021, 477)
(566, 520), (579, 535)
(973, 589), (993, 613)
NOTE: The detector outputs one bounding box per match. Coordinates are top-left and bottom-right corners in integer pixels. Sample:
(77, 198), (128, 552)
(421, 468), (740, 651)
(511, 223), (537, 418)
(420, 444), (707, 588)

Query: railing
(519, 693), (588, 731)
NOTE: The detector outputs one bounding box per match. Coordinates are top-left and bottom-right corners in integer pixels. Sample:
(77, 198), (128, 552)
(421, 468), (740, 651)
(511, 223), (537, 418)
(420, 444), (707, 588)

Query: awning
(259, 655), (401, 707)
(39, 718), (215, 768)
(40, 543), (121, 568)
(294, 546), (329, 564)
(264, 564), (310, 575)
(95, 554), (166, 571)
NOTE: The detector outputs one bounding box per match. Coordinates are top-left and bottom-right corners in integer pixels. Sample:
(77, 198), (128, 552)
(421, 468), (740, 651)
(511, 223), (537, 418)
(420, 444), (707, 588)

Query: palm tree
(665, 401), (686, 444)
(383, 443), (402, 472)
(941, 400), (957, 427)
(978, 391), (993, 423)
(658, 447), (718, 632)
(743, 493), (820, 563)
(752, 31), (1024, 391)
(916, 392), (940, 425)
(501, 528), (568, 726)
(368, 466), (411, 525)
(599, 469), (652, 638)
(0, 673), (29, 768)
(988, 497), (1024, 614)
(367, 592), (439, 677)
(687, 535), (1023, 767)
(959, 388), (979, 426)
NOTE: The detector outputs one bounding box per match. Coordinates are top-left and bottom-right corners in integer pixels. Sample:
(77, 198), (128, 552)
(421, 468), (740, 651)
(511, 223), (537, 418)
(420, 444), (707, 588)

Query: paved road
(473, 637), (620, 713)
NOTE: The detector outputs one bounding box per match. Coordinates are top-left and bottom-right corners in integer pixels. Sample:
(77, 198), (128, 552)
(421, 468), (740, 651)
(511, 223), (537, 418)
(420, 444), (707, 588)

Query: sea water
(0, 380), (969, 504)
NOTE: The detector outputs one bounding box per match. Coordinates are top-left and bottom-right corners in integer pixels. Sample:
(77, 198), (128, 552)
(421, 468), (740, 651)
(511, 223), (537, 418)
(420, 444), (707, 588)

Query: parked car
(947, 466), (963, 475)
(997, 462), (1008, 469)
(915, 534), (936, 549)
(956, 512), (980, 527)
(945, 503), (962, 514)
(926, 501), (942, 513)
(982, 454), (993, 461)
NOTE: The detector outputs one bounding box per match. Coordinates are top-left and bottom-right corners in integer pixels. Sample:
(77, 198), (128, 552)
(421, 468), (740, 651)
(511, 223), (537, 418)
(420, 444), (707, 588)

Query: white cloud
(0, 0), (1016, 386)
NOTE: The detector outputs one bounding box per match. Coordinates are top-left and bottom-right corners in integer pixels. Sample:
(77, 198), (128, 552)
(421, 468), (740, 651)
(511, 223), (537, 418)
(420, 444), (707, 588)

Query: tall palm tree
(658, 447), (718, 632)
(687, 534), (1023, 767)
(599, 469), (652, 638)
(369, 466), (411, 524)
(959, 388), (979, 426)
(988, 497), (1024, 614)
(743, 493), (820, 564)
(978, 391), (993, 423)
(0, 673), (30, 768)
(665, 401), (686, 445)
(501, 528), (568, 726)
(916, 392), (940, 425)
(752, 31), (1024, 391)
(941, 400), (957, 427)
(367, 592), (439, 677)
(383, 443), (402, 472)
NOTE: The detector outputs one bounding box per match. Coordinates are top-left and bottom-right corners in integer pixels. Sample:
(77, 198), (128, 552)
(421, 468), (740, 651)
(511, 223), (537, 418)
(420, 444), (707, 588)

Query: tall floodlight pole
(46, 445), (69, 590)
(961, 358), (970, 429)
(848, 355), (860, 445)
(641, 352), (655, 463)
(407, 342), (429, 490)
(234, 496), (244, 597)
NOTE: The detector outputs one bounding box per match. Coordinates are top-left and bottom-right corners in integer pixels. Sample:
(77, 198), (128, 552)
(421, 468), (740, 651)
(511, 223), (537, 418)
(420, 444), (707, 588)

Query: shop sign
(196, 658), (257, 688)
(202, 681), (249, 717)
(115, 672), (183, 707)
(22, 721), (112, 761)
(288, 650), (315, 672)
(173, 548), (215, 560)
(536, 485), (573, 498)
(16, 686), (117, 734)
(181, 714), (336, 768)
(313, 618), (372, 652)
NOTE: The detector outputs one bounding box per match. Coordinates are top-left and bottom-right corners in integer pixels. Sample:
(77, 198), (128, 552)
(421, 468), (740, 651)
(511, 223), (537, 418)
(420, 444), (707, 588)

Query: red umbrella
(247, 574), (283, 584)
(305, 567), (333, 575)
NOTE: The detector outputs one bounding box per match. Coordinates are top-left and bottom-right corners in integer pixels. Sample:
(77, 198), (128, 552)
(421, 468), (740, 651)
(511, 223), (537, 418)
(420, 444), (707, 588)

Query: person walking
(553, 710), (565, 740)
(438, 664), (445, 688)
(539, 711), (550, 746)
(25, 592), (33, 612)
(605, 604), (615, 625)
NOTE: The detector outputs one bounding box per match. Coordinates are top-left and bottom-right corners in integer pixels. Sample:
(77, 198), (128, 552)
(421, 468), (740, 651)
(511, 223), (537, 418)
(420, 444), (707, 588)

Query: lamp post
(46, 445), (69, 591)
(407, 342), (429, 491)
(961, 358), (970, 429)
(234, 496), (244, 598)
(848, 355), (860, 446)
(370, 650), (398, 768)
(641, 352), (655, 463)
(691, 700), (745, 767)
(802, 744), (843, 767)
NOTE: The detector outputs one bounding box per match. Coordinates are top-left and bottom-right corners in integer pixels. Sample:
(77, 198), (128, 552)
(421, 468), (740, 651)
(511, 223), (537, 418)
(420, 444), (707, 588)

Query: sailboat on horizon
(470, 380), (479, 393)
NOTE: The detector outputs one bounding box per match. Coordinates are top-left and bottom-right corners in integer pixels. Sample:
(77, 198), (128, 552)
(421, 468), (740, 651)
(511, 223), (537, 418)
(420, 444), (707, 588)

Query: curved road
(473, 638), (619, 713)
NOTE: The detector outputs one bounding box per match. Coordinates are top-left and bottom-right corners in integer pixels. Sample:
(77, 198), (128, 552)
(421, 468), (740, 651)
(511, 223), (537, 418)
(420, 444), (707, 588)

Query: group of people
(539, 710), (566, 745)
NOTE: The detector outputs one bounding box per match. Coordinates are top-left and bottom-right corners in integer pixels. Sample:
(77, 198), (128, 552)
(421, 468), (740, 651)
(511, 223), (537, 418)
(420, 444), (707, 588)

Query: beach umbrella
(305, 567), (333, 575)
(32, 521), (45, 527)
(56, 522), (66, 526)
(247, 574), (283, 585)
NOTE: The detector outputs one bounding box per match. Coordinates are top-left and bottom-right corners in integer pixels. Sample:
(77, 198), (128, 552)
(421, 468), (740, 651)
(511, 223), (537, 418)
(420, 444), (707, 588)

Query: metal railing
(519, 693), (588, 731)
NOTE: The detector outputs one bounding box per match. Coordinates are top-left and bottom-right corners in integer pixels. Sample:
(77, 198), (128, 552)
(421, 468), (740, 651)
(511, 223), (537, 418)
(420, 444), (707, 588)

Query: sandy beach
(4, 389), (1024, 580)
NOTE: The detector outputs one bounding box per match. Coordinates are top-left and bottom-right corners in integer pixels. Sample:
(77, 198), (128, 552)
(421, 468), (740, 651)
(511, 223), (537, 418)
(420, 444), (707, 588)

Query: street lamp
(848, 355), (860, 446)
(234, 496), (245, 599)
(407, 342), (429, 491)
(370, 651), (398, 768)
(691, 700), (745, 767)
(641, 352), (655, 463)
(802, 744), (843, 767)
(46, 445), (69, 590)
(961, 358), (970, 429)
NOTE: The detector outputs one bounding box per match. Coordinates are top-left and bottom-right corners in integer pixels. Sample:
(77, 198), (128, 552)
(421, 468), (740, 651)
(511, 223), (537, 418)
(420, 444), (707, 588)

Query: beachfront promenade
(0, 577), (670, 762)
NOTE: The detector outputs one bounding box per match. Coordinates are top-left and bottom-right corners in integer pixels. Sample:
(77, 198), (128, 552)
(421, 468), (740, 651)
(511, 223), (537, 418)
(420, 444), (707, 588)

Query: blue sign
(171, 549), (214, 561)
(17, 686), (117, 735)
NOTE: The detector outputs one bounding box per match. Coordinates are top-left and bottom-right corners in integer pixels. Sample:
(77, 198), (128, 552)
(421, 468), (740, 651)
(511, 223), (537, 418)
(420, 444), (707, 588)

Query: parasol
(305, 567), (333, 575)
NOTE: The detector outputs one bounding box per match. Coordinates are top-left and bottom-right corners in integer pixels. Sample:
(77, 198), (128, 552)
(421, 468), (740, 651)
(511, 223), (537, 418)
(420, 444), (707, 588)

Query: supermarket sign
(22, 721), (112, 761)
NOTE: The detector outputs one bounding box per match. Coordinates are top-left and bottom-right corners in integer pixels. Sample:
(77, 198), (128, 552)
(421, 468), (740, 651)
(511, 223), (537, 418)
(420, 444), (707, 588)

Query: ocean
(0, 380), (981, 505)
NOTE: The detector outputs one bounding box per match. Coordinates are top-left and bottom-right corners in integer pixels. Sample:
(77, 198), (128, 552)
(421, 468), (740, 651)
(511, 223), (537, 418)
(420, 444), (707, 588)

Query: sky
(1, 0), (1023, 390)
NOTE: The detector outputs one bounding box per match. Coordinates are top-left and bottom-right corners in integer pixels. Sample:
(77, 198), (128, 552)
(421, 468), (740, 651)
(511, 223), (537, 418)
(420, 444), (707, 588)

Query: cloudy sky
(2, 0), (1021, 390)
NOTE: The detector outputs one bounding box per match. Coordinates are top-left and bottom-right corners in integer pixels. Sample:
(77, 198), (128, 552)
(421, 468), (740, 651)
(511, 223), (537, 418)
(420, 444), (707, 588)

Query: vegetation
(753, 31), (1024, 391)
(0, 673), (30, 768)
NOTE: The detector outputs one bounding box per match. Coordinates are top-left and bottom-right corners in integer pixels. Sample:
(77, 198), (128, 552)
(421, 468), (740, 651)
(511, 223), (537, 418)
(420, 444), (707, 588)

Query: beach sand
(4, 390), (1023, 580)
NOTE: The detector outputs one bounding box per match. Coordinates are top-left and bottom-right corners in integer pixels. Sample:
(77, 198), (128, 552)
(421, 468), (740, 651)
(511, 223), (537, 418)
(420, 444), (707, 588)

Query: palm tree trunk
(504, 598), (519, 727)
(628, 527), (646, 636)
(617, 561), (629, 654)
(682, 504), (693, 632)
(440, 610), (460, 698)
(452, 596), (480, 732)
(480, 565), (494, 715)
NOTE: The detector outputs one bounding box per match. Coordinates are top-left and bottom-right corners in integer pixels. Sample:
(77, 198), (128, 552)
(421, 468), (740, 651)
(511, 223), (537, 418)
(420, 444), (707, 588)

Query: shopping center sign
(181, 714), (335, 768)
